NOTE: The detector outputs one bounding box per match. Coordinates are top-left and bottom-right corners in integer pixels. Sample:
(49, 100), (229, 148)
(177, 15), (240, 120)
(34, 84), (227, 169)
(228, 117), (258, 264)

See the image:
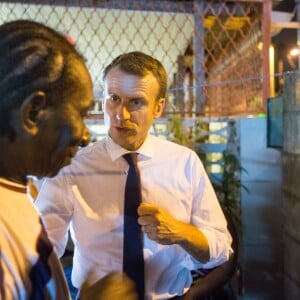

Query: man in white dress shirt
(36, 51), (232, 299)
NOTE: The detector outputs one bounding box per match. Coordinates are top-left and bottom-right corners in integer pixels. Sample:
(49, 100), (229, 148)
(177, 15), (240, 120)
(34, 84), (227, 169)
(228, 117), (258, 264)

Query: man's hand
(138, 202), (210, 263)
(80, 272), (138, 300)
(137, 202), (184, 245)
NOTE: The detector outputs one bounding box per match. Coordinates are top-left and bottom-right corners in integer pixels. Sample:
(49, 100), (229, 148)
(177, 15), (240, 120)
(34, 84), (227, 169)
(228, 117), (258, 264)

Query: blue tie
(123, 153), (145, 300)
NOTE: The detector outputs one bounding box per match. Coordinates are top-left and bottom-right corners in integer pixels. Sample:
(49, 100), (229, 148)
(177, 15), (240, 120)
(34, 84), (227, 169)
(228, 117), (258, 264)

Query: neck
(0, 140), (28, 186)
(0, 173), (27, 186)
(0, 159), (27, 186)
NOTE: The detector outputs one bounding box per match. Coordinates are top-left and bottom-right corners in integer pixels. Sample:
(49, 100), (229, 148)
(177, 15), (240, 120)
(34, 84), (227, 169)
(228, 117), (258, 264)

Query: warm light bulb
(290, 48), (300, 57)
(257, 42), (263, 51)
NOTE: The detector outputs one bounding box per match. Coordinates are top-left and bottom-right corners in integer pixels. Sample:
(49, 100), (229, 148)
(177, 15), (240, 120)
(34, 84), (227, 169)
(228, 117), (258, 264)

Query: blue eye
(130, 99), (143, 109)
(133, 99), (141, 105)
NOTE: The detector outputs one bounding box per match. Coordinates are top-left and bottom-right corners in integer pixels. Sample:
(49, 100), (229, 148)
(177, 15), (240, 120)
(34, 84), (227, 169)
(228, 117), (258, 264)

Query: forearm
(138, 203), (210, 263)
(174, 221), (210, 263)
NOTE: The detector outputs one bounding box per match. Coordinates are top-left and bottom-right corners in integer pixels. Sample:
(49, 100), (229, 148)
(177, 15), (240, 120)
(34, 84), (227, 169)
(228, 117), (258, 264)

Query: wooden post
(262, 0), (271, 112)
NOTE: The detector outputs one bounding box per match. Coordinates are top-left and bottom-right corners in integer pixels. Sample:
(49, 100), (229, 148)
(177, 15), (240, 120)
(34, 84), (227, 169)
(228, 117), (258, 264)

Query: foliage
(167, 114), (248, 230)
(210, 150), (248, 230)
(221, 151), (248, 209)
(167, 114), (192, 147)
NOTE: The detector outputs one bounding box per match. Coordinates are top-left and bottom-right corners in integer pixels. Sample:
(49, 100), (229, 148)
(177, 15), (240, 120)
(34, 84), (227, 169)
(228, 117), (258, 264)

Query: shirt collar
(0, 177), (27, 193)
(105, 134), (154, 162)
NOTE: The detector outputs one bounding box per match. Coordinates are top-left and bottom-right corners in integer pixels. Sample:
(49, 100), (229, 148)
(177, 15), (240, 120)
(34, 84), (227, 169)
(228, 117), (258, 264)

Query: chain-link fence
(0, 0), (265, 117)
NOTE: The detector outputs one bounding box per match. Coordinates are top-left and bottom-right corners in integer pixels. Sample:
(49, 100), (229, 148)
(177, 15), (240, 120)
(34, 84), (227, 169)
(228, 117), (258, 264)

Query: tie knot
(123, 153), (138, 166)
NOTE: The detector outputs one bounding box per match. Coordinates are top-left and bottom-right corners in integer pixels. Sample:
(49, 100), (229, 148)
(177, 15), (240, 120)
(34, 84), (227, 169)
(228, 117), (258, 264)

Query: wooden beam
(262, 0), (272, 113)
(271, 21), (300, 29)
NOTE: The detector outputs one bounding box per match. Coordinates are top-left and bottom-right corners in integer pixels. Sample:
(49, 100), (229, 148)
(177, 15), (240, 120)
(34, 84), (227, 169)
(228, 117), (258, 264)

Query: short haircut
(0, 20), (85, 136)
(102, 51), (167, 100)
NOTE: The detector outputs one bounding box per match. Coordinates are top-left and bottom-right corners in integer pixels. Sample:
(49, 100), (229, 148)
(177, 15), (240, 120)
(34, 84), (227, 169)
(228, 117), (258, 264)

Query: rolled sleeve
(190, 154), (233, 269)
(199, 226), (233, 268)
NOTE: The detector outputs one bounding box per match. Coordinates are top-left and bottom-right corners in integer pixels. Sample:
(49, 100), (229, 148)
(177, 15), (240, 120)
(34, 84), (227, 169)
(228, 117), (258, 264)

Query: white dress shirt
(36, 134), (232, 300)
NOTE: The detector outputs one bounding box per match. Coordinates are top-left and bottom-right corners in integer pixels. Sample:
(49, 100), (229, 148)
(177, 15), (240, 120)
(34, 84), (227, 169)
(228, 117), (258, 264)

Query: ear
(20, 91), (47, 136)
(153, 98), (165, 119)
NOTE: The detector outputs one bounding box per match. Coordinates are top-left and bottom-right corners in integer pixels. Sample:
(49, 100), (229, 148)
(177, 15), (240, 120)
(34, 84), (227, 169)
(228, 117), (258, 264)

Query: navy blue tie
(123, 153), (144, 300)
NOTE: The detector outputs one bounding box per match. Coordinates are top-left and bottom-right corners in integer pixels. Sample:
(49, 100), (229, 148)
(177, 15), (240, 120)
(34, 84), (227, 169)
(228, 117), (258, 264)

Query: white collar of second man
(105, 134), (154, 162)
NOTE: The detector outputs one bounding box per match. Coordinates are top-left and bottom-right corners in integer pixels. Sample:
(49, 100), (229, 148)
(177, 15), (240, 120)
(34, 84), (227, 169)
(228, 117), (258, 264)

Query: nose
(116, 105), (130, 122)
(79, 126), (91, 147)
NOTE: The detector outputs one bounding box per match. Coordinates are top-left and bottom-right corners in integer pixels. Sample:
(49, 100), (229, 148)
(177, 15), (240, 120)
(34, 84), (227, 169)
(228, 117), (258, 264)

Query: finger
(141, 225), (147, 233)
(141, 224), (154, 233)
(145, 228), (159, 241)
(138, 202), (159, 215)
(138, 215), (159, 226)
(142, 225), (158, 239)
